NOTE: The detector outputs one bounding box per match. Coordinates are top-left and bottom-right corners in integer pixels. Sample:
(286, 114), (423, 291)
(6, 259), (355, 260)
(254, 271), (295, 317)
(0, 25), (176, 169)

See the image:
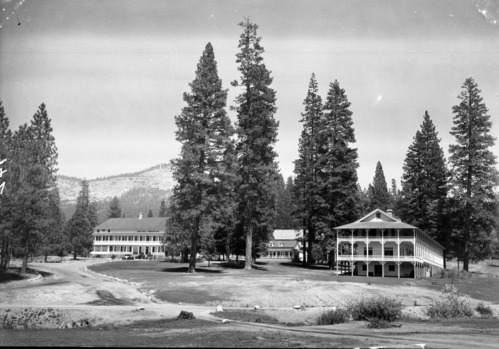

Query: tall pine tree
(9, 104), (58, 274)
(294, 73), (325, 266)
(321, 79), (359, 247)
(67, 180), (94, 259)
(368, 161), (391, 211)
(108, 196), (122, 218)
(0, 101), (13, 270)
(168, 42), (235, 273)
(159, 199), (168, 217)
(399, 111), (448, 243)
(233, 19), (279, 270)
(448, 78), (498, 271)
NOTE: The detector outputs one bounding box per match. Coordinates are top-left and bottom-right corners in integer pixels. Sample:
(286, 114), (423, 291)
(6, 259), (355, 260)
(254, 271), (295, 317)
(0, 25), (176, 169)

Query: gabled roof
(334, 209), (418, 230)
(268, 240), (300, 249)
(95, 218), (167, 231)
(271, 229), (303, 241)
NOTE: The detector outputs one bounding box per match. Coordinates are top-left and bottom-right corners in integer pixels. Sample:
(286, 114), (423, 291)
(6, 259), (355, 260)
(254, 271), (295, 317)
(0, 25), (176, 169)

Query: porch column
(336, 230), (339, 274)
(351, 230), (354, 277)
(397, 262), (400, 279)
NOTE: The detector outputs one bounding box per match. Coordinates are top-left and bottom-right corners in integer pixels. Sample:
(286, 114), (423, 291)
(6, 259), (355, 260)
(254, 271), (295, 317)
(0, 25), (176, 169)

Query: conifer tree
(399, 111), (448, 242)
(321, 80), (359, 236)
(9, 104), (58, 274)
(159, 199), (168, 217)
(368, 161), (391, 211)
(108, 196), (122, 218)
(233, 19), (279, 270)
(147, 209), (154, 217)
(448, 78), (498, 270)
(0, 101), (13, 270)
(294, 73), (325, 265)
(168, 42), (235, 273)
(67, 180), (94, 259)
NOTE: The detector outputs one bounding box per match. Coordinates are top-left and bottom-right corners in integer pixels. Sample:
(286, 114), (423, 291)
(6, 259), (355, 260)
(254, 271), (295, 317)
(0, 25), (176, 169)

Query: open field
(1, 258), (499, 347)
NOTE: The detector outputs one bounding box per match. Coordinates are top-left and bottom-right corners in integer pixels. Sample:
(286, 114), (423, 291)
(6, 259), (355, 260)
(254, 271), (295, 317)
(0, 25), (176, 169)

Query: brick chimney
(386, 209), (393, 217)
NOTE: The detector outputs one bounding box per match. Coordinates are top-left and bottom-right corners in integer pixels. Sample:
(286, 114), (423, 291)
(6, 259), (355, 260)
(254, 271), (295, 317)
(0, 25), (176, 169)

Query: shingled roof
(95, 218), (167, 231)
(334, 209), (418, 230)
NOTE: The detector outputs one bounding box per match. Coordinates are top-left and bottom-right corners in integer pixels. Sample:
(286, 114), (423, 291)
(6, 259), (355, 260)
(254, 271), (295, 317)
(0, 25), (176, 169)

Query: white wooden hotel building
(91, 213), (166, 259)
(334, 209), (444, 278)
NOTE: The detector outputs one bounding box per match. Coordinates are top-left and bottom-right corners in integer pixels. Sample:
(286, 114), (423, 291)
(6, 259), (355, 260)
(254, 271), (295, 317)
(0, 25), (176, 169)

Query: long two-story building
(334, 208), (444, 278)
(91, 213), (167, 259)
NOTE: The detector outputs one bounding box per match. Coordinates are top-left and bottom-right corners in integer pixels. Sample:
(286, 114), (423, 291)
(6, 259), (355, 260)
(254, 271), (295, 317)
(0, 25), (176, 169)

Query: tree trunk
(21, 232), (29, 275)
(73, 251), (77, 260)
(188, 218), (200, 273)
(245, 224), (252, 270)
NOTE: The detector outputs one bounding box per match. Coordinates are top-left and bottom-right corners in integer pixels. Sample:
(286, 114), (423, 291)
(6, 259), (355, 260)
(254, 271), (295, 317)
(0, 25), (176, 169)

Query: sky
(1, 0), (498, 189)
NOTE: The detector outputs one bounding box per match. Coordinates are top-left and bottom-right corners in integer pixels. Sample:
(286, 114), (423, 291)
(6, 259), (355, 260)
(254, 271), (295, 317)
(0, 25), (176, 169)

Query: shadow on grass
(279, 262), (330, 270)
(160, 267), (223, 274)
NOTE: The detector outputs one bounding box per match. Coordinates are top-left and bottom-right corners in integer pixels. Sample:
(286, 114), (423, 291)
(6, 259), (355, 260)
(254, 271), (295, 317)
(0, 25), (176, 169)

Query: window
(146, 236), (150, 242)
(376, 212), (381, 219)
(384, 247), (394, 256)
(139, 236), (143, 241)
(363, 247), (373, 256)
(134, 236), (138, 241)
(269, 243), (274, 247)
(388, 265), (395, 272)
(362, 264), (367, 271)
(278, 243), (283, 247)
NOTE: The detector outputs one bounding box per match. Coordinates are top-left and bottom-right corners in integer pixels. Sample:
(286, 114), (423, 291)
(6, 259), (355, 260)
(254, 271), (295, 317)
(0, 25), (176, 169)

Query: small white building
(265, 229), (304, 261)
(334, 208), (444, 278)
(91, 213), (166, 259)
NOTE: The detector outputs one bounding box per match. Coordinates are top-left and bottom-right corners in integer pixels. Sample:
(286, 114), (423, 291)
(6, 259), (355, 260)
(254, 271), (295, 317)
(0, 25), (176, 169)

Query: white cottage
(91, 213), (166, 259)
(334, 208), (444, 278)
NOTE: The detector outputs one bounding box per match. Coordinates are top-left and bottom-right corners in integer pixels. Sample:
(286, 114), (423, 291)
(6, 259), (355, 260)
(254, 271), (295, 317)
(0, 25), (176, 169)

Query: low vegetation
(426, 284), (474, 319)
(316, 295), (403, 328)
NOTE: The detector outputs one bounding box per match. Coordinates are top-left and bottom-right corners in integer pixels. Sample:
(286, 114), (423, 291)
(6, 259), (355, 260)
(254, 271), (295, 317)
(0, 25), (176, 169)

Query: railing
(337, 255), (416, 261)
(337, 237), (415, 243)
(93, 241), (163, 245)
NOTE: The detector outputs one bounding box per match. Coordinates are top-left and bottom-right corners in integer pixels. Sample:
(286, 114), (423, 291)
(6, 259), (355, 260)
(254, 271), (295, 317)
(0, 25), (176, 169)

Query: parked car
(122, 254), (134, 260)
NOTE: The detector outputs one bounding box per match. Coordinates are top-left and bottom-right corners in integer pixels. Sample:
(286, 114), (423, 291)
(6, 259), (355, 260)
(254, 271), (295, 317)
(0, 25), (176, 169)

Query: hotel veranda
(334, 208), (444, 278)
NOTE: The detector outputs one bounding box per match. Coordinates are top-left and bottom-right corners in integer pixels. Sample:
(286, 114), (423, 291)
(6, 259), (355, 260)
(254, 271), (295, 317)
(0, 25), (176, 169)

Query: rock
(136, 307), (145, 311)
(254, 305), (261, 310)
(178, 302), (182, 305)
(221, 319), (230, 324)
(216, 305), (223, 312)
(293, 305), (301, 309)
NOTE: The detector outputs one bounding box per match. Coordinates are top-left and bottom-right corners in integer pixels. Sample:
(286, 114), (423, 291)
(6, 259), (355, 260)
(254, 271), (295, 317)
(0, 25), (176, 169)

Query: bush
(475, 303), (494, 318)
(426, 284), (473, 319)
(366, 317), (390, 329)
(347, 295), (402, 322)
(316, 308), (350, 325)
(111, 254), (116, 260)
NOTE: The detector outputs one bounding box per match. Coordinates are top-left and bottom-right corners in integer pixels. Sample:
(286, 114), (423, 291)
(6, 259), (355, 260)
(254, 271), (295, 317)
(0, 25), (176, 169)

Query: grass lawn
(89, 260), (499, 304)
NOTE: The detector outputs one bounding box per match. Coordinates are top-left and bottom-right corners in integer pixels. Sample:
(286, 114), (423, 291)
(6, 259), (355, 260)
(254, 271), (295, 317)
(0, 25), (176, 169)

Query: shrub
(426, 284), (473, 319)
(111, 254), (116, 260)
(366, 317), (390, 329)
(475, 303), (494, 318)
(347, 296), (402, 322)
(316, 308), (350, 325)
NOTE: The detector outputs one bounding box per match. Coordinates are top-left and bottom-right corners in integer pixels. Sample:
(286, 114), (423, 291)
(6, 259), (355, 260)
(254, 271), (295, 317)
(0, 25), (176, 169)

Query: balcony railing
(93, 240), (163, 245)
(337, 237), (415, 243)
(337, 254), (415, 261)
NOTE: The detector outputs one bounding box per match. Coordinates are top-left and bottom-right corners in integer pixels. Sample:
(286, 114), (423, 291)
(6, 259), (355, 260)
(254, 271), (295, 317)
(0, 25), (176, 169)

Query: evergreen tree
(321, 79), (359, 252)
(9, 104), (58, 274)
(293, 73), (325, 266)
(40, 188), (66, 262)
(399, 111), (448, 243)
(67, 180), (94, 259)
(159, 199), (168, 217)
(368, 161), (391, 211)
(107, 196), (122, 218)
(147, 209), (153, 217)
(448, 78), (498, 271)
(0, 101), (13, 270)
(168, 42), (235, 272)
(274, 174), (297, 229)
(233, 19), (279, 270)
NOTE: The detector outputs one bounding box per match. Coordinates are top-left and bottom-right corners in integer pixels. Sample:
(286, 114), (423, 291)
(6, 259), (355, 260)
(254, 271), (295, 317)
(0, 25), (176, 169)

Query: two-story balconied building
(334, 208), (444, 278)
(91, 213), (166, 259)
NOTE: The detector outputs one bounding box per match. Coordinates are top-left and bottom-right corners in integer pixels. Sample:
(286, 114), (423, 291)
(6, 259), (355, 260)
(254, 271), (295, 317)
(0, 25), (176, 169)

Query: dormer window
(376, 212), (381, 219)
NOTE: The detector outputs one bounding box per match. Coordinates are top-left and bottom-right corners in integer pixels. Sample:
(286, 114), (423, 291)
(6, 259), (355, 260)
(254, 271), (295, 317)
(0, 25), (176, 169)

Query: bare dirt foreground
(1, 259), (499, 348)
